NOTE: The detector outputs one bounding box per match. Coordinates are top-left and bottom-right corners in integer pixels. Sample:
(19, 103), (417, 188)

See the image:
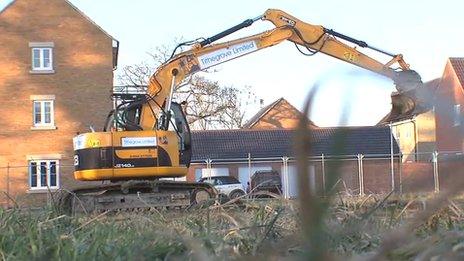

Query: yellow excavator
(70, 9), (423, 213)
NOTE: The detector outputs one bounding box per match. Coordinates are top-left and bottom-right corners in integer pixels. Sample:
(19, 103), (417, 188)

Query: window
(406, 130), (411, 138)
(29, 160), (59, 189)
(32, 48), (53, 70)
(29, 42), (54, 73)
(454, 104), (461, 126)
(33, 100), (54, 127)
(221, 176), (240, 185)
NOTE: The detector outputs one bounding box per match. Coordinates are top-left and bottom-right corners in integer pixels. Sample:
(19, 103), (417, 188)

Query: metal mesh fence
(0, 162), (91, 208)
(0, 151), (462, 206)
(191, 151), (461, 199)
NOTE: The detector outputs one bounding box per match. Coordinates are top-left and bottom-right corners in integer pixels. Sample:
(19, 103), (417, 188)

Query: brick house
(0, 0), (118, 206)
(434, 58), (464, 152)
(243, 98), (318, 129)
(378, 79), (439, 162)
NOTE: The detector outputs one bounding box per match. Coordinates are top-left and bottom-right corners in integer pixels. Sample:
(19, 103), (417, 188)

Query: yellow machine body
(73, 130), (188, 181)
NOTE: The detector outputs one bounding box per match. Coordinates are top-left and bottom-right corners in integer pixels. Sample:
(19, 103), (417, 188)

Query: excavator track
(60, 180), (217, 214)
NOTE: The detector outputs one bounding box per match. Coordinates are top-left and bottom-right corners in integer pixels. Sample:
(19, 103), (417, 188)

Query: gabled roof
(0, 0), (14, 16)
(191, 127), (399, 162)
(449, 57), (464, 87)
(378, 78), (440, 124)
(242, 97), (317, 128)
(0, 0), (117, 41)
(243, 98), (283, 128)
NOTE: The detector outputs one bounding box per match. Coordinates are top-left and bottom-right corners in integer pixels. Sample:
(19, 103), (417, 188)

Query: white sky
(2, 0), (463, 126)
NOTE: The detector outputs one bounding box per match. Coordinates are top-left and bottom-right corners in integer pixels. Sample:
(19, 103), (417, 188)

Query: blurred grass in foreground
(2, 196), (464, 260)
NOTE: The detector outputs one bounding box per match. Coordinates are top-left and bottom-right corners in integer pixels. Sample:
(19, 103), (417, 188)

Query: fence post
(399, 153), (403, 194)
(6, 163), (10, 208)
(281, 156), (289, 199)
(357, 154), (365, 196)
(205, 158), (212, 180)
(321, 154), (326, 196)
(433, 151), (439, 193)
(247, 153), (252, 186)
(389, 123), (395, 192)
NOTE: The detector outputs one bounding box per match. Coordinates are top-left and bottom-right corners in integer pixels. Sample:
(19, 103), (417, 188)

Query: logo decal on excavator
(89, 139), (100, 147)
(180, 55), (200, 74)
(343, 52), (358, 62)
(121, 137), (157, 147)
(279, 16), (296, 26)
(198, 41), (258, 69)
(115, 163), (134, 168)
(159, 136), (168, 144)
(73, 135), (86, 150)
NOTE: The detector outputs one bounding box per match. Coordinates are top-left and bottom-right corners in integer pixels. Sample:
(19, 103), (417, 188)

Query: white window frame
(29, 160), (60, 190)
(454, 104), (461, 126)
(31, 47), (53, 71)
(29, 42), (54, 73)
(32, 100), (55, 128)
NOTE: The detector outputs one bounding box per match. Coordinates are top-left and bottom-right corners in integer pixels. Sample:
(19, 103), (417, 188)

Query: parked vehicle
(199, 176), (246, 199)
(248, 170), (282, 197)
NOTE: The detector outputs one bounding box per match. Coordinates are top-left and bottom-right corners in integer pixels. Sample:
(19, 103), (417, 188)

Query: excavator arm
(140, 9), (422, 130)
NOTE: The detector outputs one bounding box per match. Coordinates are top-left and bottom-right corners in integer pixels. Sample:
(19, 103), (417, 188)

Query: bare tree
(117, 42), (258, 130)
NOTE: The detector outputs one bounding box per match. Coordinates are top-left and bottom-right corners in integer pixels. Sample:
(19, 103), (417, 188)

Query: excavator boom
(140, 9), (422, 130)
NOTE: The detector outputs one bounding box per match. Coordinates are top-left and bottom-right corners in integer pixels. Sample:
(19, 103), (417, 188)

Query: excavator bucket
(382, 70), (432, 123)
(394, 70), (423, 93)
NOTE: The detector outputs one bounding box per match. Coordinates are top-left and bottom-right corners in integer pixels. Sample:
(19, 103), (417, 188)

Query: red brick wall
(363, 159), (400, 194)
(401, 162), (434, 193)
(437, 160), (464, 190)
(0, 0), (114, 206)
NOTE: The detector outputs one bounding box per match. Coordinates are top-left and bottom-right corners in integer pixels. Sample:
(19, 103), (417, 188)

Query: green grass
(2, 196), (464, 260)
(0, 200), (298, 260)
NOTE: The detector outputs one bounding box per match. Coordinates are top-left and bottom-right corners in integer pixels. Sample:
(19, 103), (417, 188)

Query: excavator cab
(165, 102), (192, 167)
(106, 97), (192, 165)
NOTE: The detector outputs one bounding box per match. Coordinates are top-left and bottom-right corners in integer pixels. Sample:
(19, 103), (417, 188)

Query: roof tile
(191, 127), (399, 162)
(450, 57), (464, 87)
